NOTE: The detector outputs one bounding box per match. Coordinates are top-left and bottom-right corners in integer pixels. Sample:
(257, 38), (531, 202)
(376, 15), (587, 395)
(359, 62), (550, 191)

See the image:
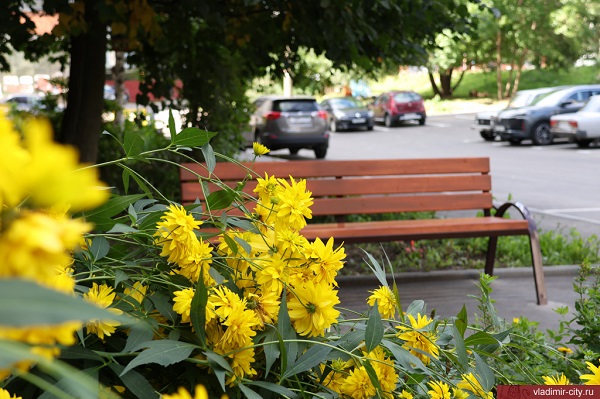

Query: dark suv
(243, 95), (329, 158)
(495, 85), (600, 145)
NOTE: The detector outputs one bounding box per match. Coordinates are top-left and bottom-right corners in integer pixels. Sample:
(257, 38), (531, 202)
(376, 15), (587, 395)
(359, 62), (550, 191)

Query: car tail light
(550, 120), (557, 127)
(315, 110), (328, 120)
(568, 121), (578, 128)
(264, 111), (281, 120)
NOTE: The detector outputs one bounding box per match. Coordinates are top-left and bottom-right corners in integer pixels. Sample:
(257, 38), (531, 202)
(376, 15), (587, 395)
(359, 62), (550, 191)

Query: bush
(2, 116), (600, 398)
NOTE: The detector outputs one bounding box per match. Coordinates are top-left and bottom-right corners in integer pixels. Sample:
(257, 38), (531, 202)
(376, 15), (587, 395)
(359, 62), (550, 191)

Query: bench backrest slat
(180, 158), (494, 215)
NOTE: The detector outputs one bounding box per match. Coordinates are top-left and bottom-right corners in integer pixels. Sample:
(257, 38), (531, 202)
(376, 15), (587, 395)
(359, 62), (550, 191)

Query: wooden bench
(180, 157), (547, 305)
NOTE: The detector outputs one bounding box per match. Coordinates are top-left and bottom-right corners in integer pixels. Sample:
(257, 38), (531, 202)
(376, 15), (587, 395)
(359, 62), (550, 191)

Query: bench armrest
(494, 201), (539, 236)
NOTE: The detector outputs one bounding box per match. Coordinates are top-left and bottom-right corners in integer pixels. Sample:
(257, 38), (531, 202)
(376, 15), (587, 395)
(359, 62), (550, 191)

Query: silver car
(243, 95), (330, 159)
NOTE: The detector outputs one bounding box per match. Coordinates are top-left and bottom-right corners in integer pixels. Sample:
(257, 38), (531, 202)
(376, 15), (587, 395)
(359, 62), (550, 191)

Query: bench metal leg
(492, 201), (548, 305)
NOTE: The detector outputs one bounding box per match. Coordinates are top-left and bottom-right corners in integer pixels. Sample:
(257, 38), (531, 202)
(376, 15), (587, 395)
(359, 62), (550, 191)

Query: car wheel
(384, 114), (393, 127)
(480, 130), (497, 141)
(531, 122), (553, 145)
(418, 117), (426, 126)
(289, 148), (300, 155)
(314, 145), (327, 159)
(330, 119), (337, 132)
(509, 139), (522, 146)
(576, 139), (593, 148)
(367, 125), (374, 131)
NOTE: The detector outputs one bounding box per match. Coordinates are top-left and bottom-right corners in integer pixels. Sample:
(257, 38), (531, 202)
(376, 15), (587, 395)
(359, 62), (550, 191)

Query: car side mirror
(560, 100), (576, 107)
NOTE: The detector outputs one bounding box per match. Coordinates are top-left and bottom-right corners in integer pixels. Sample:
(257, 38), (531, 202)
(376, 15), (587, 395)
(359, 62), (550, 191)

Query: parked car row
(474, 84), (600, 146)
(243, 90), (427, 159)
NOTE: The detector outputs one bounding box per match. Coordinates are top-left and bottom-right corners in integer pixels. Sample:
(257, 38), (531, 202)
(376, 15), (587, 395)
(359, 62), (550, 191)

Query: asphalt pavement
(336, 265), (580, 333)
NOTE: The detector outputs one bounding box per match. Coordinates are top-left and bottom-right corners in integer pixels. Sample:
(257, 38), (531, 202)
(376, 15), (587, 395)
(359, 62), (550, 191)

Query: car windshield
(329, 97), (364, 109)
(393, 92), (421, 102)
(507, 92), (536, 108)
(274, 100), (318, 112)
(580, 95), (600, 112)
(533, 89), (571, 107)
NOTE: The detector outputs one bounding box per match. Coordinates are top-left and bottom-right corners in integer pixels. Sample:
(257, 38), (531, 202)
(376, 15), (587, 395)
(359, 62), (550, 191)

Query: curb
(336, 265), (580, 287)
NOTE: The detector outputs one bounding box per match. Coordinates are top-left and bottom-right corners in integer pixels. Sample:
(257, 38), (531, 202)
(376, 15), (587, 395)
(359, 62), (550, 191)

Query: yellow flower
(457, 373), (493, 399)
(558, 346), (573, 355)
(253, 173), (282, 209)
(225, 346), (257, 386)
(321, 359), (349, 394)
(246, 290), (280, 327)
(287, 281), (340, 337)
(162, 384), (213, 399)
(0, 114), (30, 209)
(580, 361), (600, 385)
(218, 302), (260, 349)
(427, 381), (451, 399)
(452, 388), (469, 399)
(341, 366), (376, 399)
(0, 211), (91, 291)
(542, 373), (571, 385)
(154, 204), (202, 264)
(396, 313), (439, 365)
(209, 286), (246, 321)
(252, 142), (270, 156)
(123, 281), (148, 307)
(308, 237), (346, 286)
(172, 288), (195, 324)
(399, 390), (414, 399)
(275, 177), (313, 231)
(0, 388), (22, 399)
(83, 283), (122, 340)
(367, 286), (397, 319)
(177, 238), (214, 285)
(363, 346), (398, 397)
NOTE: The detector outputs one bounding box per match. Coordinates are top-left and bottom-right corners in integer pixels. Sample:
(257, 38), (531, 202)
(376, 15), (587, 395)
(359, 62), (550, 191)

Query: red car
(371, 90), (426, 127)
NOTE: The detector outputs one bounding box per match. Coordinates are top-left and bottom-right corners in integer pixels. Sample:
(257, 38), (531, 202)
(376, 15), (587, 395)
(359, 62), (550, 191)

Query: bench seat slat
(301, 217), (530, 243)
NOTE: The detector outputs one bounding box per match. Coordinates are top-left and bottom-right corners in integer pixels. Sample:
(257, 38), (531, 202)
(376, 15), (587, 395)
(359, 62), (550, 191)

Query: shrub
(2, 115), (600, 398)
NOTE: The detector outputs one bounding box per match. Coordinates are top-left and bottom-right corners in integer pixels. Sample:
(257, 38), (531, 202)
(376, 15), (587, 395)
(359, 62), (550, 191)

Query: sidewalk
(336, 265), (580, 333)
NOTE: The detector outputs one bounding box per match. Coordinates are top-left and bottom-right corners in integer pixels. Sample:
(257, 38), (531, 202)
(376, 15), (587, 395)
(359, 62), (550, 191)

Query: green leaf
(114, 270), (129, 288)
(59, 346), (103, 362)
(0, 279), (129, 327)
(474, 352), (495, 391)
(464, 331), (500, 347)
(123, 322), (156, 353)
(107, 223), (138, 234)
(201, 143), (216, 172)
(282, 344), (333, 380)
(84, 194), (147, 221)
(362, 359), (382, 393)
(277, 290), (298, 375)
(172, 127), (218, 147)
(168, 109), (177, 139)
(108, 363), (159, 399)
(0, 340), (106, 398)
(90, 236), (110, 261)
(120, 340), (197, 375)
(381, 339), (427, 371)
(406, 300), (426, 318)
(245, 381), (298, 399)
(124, 130), (145, 158)
(361, 249), (388, 287)
(238, 383), (262, 399)
(148, 292), (177, 322)
(204, 350), (232, 392)
(122, 168), (131, 194)
(206, 189), (236, 210)
(365, 303), (384, 353)
(455, 305), (468, 337)
(452, 324), (469, 373)
(228, 218), (260, 234)
(234, 235), (252, 256)
(261, 327), (281, 377)
(190, 277), (208, 348)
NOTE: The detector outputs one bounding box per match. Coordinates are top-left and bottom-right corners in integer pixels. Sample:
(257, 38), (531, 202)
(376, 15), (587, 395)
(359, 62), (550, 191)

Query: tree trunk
(451, 69), (466, 93)
(439, 68), (453, 98)
(511, 49), (528, 97)
(496, 29), (504, 99)
(428, 72), (442, 98)
(112, 51), (127, 130)
(58, 3), (107, 164)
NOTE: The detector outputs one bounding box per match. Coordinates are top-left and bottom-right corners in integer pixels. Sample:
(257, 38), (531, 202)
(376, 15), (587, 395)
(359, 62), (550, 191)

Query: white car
(550, 95), (600, 148)
(473, 87), (560, 141)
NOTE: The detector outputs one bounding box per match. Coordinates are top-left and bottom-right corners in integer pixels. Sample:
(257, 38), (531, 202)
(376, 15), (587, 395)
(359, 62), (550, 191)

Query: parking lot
(247, 112), (600, 239)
